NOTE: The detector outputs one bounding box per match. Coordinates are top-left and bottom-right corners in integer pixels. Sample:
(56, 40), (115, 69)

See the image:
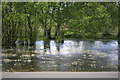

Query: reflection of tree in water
(43, 39), (64, 53)
(118, 40), (120, 71)
(68, 51), (117, 72)
(2, 40), (118, 72)
(39, 40), (117, 71)
(2, 45), (39, 72)
(44, 40), (50, 53)
(82, 40), (95, 50)
(38, 40), (64, 71)
(101, 40), (112, 45)
(55, 41), (61, 71)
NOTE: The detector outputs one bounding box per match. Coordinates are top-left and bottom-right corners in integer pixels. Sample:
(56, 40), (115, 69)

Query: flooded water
(2, 39), (119, 72)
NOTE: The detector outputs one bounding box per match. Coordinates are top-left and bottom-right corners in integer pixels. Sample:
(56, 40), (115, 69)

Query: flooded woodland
(2, 2), (120, 72)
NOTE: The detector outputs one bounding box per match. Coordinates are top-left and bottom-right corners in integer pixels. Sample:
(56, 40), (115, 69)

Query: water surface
(2, 39), (119, 72)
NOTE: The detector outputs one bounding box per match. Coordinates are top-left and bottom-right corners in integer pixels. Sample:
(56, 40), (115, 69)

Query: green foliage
(2, 2), (119, 48)
(64, 2), (118, 38)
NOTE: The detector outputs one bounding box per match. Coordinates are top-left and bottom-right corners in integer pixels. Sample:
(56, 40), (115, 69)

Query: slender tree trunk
(55, 4), (61, 39)
(118, 2), (120, 72)
(44, 30), (46, 37)
(56, 42), (60, 53)
(11, 20), (17, 46)
(25, 26), (28, 46)
(44, 18), (51, 40)
(44, 18), (47, 38)
(55, 24), (60, 39)
(118, 3), (120, 39)
(118, 22), (120, 45)
(18, 22), (24, 45)
(55, 27), (58, 37)
(46, 29), (51, 40)
(24, 5), (28, 46)
(44, 40), (50, 53)
(118, 26), (120, 38)
(19, 30), (24, 45)
(28, 15), (34, 46)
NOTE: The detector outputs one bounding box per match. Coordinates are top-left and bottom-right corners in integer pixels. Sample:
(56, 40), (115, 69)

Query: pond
(2, 39), (119, 72)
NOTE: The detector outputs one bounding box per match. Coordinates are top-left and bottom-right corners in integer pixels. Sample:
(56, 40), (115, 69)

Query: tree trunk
(46, 29), (51, 40)
(118, 26), (120, 45)
(28, 16), (34, 46)
(18, 22), (24, 45)
(44, 18), (51, 40)
(55, 24), (60, 39)
(24, 5), (28, 46)
(25, 26), (28, 46)
(118, 2), (120, 39)
(44, 29), (46, 37)
(118, 26), (120, 38)
(11, 20), (17, 47)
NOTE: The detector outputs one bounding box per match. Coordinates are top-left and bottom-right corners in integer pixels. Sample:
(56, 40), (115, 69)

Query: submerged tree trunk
(44, 29), (51, 40)
(44, 39), (50, 53)
(118, 25), (120, 45)
(117, 2), (120, 72)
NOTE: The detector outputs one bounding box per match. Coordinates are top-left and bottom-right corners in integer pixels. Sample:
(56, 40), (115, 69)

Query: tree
(2, 2), (119, 48)
(64, 2), (112, 38)
(118, 2), (120, 38)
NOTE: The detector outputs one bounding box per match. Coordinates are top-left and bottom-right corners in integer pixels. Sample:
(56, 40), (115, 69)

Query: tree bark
(118, 26), (120, 38)
(28, 15), (34, 46)
(55, 24), (60, 39)
(118, 2), (120, 39)
(44, 18), (51, 40)
(24, 5), (29, 46)
(46, 29), (51, 40)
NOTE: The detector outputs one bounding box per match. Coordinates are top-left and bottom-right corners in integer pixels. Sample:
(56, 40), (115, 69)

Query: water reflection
(2, 39), (118, 72)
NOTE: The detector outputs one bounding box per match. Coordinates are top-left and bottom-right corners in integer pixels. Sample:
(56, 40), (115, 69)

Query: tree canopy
(2, 2), (119, 48)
